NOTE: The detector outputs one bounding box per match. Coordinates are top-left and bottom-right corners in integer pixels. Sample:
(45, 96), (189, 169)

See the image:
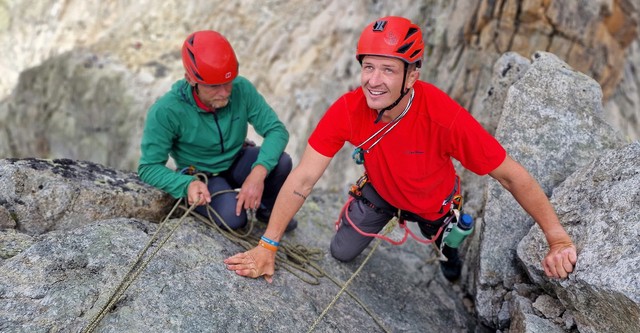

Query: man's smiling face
(360, 55), (406, 111)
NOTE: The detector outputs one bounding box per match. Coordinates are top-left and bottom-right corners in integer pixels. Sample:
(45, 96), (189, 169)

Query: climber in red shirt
(224, 16), (577, 283)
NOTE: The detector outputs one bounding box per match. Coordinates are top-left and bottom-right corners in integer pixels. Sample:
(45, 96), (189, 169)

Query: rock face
(0, 51), (638, 332)
(0, 53), (146, 172)
(1, 1), (640, 332)
(0, 158), (173, 236)
(471, 51), (626, 329)
(0, 0), (638, 191)
(0, 159), (474, 333)
(518, 142), (640, 333)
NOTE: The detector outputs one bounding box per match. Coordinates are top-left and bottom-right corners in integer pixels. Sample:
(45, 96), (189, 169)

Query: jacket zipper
(213, 113), (225, 153)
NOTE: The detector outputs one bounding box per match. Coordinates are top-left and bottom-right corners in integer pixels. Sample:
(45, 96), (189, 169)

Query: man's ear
(184, 73), (196, 86)
(406, 68), (420, 90)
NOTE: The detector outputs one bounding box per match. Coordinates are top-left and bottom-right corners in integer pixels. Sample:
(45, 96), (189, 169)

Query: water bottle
(443, 213), (474, 248)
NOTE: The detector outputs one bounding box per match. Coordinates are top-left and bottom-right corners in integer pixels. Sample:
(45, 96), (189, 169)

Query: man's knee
(330, 241), (357, 262)
(218, 211), (247, 230)
(195, 204), (246, 230)
(329, 235), (363, 262)
(275, 152), (292, 174)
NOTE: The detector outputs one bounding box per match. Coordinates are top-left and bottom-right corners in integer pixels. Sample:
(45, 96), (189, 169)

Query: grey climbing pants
(330, 182), (449, 262)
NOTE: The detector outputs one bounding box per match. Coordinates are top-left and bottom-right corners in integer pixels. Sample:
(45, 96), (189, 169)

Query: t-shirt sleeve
(308, 95), (352, 158)
(448, 108), (506, 175)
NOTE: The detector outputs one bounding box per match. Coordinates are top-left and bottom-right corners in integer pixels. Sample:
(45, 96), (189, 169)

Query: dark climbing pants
(194, 146), (292, 230)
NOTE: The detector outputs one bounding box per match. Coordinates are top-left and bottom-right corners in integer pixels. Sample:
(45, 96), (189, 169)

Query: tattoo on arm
(293, 190), (307, 200)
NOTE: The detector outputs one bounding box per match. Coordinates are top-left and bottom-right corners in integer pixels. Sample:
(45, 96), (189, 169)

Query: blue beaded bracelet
(260, 236), (280, 247)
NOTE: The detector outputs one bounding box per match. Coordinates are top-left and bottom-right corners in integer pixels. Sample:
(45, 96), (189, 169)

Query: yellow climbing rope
(178, 199), (327, 285)
(306, 219), (397, 333)
(82, 175), (394, 332)
(83, 197), (198, 333)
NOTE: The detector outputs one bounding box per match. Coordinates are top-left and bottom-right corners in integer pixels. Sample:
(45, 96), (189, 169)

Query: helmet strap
(374, 63), (410, 124)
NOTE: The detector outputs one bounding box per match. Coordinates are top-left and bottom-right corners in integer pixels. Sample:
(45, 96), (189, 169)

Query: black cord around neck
(374, 64), (409, 124)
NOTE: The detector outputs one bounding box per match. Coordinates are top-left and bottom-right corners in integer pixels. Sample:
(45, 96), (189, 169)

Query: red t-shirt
(308, 81), (506, 220)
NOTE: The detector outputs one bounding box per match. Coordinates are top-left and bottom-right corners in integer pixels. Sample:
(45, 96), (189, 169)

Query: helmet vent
(404, 27), (418, 40)
(410, 49), (422, 59)
(187, 49), (204, 80)
(187, 49), (196, 65)
(187, 35), (195, 46)
(396, 42), (413, 54)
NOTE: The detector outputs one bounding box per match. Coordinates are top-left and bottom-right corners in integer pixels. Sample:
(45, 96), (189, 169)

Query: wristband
(258, 240), (278, 252)
(260, 236), (280, 247)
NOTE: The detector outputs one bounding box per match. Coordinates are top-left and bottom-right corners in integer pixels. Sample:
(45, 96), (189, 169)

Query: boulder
(518, 142), (640, 333)
(474, 51), (626, 327)
(0, 158), (174, 236)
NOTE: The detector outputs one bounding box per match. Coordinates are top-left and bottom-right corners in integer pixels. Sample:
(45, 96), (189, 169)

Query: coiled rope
(82, 175), (392, 333)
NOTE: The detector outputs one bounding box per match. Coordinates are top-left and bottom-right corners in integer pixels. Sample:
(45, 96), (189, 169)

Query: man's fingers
(224, 252), (248, 264)
(542, 261), (553, 277)
(542, 247), (577, 279)
(233, 268), (259, 278)
(224, 248), (275, 281)
(563, 257), (575, 274)
(559, 248), (576, 276)
(189, 192), (209, 206)
(568, 247), (578, 264)
(225, 261), (255, 271)
(557, 246), (577, 277)
(225, 253), (259, 275)
(235, 196), (245, 216)
(555, 261), (568, 278)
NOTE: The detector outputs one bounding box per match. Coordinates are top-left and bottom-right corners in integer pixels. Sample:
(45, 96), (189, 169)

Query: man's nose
(368, 70), (383, 86)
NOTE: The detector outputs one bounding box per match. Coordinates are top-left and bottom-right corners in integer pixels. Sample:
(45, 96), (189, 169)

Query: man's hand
(235, 166), (267, 216)
(187, 180), (211, 206)
(542, 241), (577, 279)
(224, 246), (276, 283)
(489, 156), (578, 280)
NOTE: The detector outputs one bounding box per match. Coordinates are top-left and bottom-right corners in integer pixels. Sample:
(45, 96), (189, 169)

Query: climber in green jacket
(138, 30), (297, 231)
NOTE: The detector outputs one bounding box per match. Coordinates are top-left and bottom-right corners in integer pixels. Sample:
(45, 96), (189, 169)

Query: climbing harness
(338, 195), (450, 246)
(309, 176), (470, 332)
(337, 174), (462, 246)
(352, 89), (414, 165)
(180, 165), (218, 178)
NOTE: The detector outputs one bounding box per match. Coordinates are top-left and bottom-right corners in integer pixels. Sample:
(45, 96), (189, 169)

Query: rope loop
(83, 172), (391, 333)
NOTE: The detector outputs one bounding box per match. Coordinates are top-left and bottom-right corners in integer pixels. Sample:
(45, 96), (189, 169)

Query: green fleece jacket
(138, 76), (289, 198)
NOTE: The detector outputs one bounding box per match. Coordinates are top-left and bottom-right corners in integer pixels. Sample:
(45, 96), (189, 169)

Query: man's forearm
(262, 171), (313, 243)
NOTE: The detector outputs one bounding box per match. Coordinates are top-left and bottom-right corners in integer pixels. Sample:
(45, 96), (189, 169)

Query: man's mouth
(368, 89), (386, 96)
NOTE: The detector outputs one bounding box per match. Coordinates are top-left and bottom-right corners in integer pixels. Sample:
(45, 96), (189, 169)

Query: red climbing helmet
(356, 16), (424, 67)
(181, 30), (239, 85)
